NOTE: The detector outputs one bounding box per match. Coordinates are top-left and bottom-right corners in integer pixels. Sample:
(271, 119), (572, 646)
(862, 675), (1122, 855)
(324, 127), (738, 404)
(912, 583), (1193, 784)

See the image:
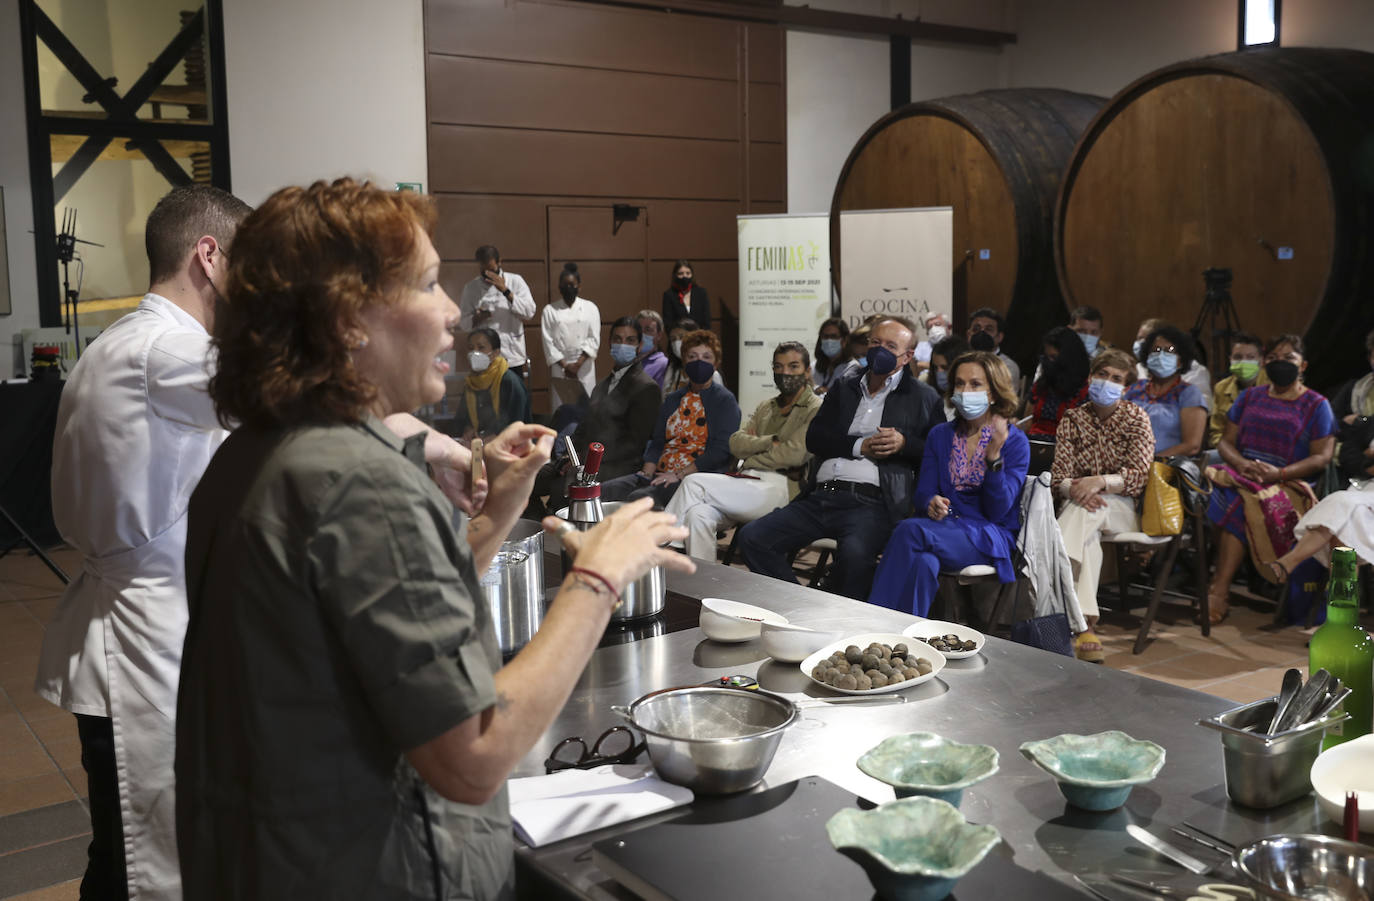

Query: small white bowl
(760, 621), (842, 662)
(902, 620), (986, 660)
(1311, 733), (1374, 834)
(699, 598), (789, 643)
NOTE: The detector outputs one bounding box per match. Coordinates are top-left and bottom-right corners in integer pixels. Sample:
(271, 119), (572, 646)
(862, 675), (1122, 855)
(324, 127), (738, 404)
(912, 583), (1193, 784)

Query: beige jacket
(728, 386), (823, 499)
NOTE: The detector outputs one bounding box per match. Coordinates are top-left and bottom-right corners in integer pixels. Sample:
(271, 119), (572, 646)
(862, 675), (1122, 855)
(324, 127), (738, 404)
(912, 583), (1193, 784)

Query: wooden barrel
(831, 88), (1105, 371)
(1056, 47), (1374, 390)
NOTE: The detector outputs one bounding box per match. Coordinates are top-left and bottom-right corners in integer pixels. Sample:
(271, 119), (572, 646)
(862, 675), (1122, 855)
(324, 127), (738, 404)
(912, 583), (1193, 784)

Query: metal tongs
(1268, 668), (1348, 734)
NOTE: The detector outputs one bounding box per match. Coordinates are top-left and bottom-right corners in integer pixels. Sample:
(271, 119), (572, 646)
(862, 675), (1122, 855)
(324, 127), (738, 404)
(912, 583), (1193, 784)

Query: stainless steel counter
(515, 559), (1330, 899)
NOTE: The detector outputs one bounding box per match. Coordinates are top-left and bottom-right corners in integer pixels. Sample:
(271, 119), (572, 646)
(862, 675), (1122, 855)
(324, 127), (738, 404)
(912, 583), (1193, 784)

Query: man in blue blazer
(738, 318), (943, 599)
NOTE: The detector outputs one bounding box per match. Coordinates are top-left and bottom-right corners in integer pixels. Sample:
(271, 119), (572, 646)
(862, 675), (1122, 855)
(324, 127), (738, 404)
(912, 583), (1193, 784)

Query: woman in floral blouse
(1051, 348), (1155, 662)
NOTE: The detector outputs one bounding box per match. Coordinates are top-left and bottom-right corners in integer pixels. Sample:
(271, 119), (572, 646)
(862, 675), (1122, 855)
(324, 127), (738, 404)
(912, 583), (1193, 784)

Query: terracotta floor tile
(59, 768), (87, 799)
(0, 721), (44, 756)
(0, 603), (39, 628)
(6, 686), (61, 718)
(7, 877), (82, 901)
(0, 772), (76, 818)
(24, 716), (77, 749)
(1197, 676), (1281, 705)
(22, 597), (61, 626)
(38, 736), (82, 771)
(0, 743), (61, 782)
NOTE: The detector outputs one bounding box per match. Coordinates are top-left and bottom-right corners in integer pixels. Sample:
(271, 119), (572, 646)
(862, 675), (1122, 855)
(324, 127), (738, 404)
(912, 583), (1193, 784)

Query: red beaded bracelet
(569, 566), (623, 610)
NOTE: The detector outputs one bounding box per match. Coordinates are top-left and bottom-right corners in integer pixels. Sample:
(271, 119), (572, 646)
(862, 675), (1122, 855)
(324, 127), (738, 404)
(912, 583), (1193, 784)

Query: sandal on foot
(1266, 559), (1290, 583)
(1074, 630), (1105, 664)
(1198, 589), (1230, 626)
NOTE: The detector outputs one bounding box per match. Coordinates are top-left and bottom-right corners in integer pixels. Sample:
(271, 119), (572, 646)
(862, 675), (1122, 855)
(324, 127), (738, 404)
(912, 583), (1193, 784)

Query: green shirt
(177, 417), (512, 900)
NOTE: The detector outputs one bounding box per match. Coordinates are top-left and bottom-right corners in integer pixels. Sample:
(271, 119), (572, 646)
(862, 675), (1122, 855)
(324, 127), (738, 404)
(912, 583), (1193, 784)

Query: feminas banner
(838, 207), (952, 334)
(737, 214), (832, 414)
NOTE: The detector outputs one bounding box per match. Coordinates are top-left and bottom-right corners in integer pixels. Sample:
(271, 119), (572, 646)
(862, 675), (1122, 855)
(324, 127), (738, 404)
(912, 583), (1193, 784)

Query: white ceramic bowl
(800, 632), (947, 695)
(760, 621), (843, 663)
(902, 620), (986, 660)
(1311, 733), (1374, 833)
(699, 598), (789, 643)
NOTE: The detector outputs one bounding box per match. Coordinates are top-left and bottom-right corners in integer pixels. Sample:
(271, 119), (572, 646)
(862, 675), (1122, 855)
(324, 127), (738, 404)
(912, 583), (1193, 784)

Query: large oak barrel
(831, 88), (1105, 371)
(1056, 48), (1374, 390)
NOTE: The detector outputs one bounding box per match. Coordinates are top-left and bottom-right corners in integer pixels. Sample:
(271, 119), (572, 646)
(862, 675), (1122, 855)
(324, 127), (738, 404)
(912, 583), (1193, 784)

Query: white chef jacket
(541, 295), (602, 402)
(36, 293), (228, 901)
(458, 270), (537, 367)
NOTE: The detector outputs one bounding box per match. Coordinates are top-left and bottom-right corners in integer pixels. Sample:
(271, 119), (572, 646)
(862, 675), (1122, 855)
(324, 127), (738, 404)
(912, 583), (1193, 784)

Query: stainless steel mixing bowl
(1234, 833), (1374, 901)
(612, 686), (798, 794)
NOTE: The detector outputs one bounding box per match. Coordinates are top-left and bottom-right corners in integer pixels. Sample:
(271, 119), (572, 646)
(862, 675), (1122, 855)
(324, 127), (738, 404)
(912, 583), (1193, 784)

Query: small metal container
(612, 686), (798, 794)
(554, 502), (666, 622)
(1233, 833), (1374, 900)
(1198, 696), (1349, 809)
(479, 519), (546, 656)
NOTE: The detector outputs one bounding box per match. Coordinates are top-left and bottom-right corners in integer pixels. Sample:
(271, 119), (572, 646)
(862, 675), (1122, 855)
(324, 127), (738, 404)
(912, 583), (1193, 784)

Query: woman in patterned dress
(599, 330), (741, 507)
(1050, 348), (1155, 661)
(1205, 334), (1337, 623)
(868, 351), (1029, 617)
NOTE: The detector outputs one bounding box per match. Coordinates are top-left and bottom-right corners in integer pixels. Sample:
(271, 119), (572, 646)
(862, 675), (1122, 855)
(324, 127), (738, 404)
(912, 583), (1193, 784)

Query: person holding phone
(459, 244), (537, 379)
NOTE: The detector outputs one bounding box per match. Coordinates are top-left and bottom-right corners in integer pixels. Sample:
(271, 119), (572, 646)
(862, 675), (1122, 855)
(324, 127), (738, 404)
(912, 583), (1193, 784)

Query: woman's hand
(547, 497), (694, 591)
(927, 495), (950, 521)
(1251, 460), (1283, 483)
(985, 415), (1009, 461)
(650, 470), (681, 487)
(1069, 476), (1107, 510)
(482, 422), (556, 522)
(381, 413), (487, 514)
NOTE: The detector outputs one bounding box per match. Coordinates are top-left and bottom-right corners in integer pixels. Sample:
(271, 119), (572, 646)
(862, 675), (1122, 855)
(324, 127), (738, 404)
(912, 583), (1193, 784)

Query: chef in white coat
(541, 261), (601, 408)
(34, 185), (251, 900)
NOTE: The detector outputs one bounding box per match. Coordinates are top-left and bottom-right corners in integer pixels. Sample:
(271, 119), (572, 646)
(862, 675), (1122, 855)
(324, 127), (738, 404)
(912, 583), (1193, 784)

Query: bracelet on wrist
(569, 566), (623, 610)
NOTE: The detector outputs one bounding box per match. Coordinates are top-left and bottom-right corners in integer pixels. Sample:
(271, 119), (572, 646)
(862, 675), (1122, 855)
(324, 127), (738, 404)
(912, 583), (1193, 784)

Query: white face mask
(927, 324), (949, 344)
(468, 351), (491, 373)
(671, 338), (683, 358)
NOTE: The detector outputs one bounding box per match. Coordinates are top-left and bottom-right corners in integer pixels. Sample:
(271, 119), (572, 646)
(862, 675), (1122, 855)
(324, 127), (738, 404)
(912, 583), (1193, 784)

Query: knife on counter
(1126, 825), (1213, 875)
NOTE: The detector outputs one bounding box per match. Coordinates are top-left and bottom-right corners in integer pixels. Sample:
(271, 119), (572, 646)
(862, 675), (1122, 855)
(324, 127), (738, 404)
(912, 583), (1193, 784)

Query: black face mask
(1265, 359), (1300, 388)
(674, 275), (692, 288)
(774, 372), (808, 397)
(559, 285), (578, 303)
(970, 331), (996, 352)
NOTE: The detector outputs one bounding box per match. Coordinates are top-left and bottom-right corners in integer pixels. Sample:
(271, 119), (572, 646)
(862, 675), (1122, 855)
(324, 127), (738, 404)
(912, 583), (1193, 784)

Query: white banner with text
(838, 207), (952, 341)
(737, 213), (832, 414)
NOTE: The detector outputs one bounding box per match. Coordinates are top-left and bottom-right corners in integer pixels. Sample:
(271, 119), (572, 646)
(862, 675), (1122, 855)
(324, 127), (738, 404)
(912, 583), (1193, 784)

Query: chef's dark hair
(560, 262), (581, 284)
(468, 327), (502, 354)
(611, 316), (642, 341)
(145, 184), (251, 284)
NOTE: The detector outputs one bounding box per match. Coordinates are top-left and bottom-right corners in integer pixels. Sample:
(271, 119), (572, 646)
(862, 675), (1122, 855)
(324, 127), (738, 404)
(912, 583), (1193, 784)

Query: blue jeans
(869, 517), (998, 616)
(737, 490), (893, 600)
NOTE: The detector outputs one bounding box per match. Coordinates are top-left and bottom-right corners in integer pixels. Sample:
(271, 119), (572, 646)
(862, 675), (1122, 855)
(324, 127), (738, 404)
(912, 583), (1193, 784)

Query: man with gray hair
(636, 308), (668, 389)
(36, 184), (252, 900)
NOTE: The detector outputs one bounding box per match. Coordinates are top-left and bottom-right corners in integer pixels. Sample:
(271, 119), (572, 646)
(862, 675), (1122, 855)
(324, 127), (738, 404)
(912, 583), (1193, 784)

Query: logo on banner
(746, 241), (822, 272)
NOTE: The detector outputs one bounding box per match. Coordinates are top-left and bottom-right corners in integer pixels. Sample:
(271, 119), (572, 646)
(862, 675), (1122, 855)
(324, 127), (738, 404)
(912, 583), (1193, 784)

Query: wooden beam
(558, 0), (1016, 46)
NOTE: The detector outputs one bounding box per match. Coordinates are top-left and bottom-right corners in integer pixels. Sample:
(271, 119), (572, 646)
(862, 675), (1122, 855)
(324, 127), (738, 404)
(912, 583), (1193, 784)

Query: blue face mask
(640, 335), (655, 355)
(610, 343), (638, 367)
(866, 345), (898, 376)
(952, 391), (990, 419)
(1088, 377), (1123, 406)
(820, 338), (843, 359)
(934, 369), (949, 392)
(1147, 350), (1179, 379)
(684, 359), (715, 385)
(1079, 332), (1100, 356)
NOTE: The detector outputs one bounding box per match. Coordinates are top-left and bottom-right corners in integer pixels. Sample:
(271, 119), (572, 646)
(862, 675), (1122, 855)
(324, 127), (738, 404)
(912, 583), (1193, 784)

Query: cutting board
(592, 775), (1086, 900)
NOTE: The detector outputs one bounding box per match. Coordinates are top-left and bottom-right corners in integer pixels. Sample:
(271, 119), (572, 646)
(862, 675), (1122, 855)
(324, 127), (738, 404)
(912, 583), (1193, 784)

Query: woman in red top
(1027, 326), (1091, 438)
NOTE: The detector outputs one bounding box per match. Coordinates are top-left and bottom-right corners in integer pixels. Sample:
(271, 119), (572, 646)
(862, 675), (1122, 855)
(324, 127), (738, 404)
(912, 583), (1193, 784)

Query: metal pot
(479, 519), (546, 656)
(554, 502), (666, 622)
(612, 686), (798, 794)
(1198, 695), (1349, 809)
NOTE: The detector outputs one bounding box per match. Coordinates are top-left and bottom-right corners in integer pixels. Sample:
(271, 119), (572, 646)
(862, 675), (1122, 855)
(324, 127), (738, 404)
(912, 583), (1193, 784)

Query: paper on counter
(509, 763), (694, 847)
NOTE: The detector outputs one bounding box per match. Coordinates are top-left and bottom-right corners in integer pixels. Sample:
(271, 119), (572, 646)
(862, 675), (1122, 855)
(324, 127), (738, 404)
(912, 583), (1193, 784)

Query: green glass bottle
(1310, 547), (1374, 749)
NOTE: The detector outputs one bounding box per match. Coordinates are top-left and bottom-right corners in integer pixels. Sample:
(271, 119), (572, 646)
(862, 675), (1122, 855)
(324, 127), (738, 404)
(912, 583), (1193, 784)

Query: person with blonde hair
(869, 351), (1029, 616)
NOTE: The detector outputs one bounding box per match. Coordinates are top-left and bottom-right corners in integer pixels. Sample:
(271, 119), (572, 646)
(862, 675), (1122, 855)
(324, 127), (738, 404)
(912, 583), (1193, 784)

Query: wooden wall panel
(748, 25), (784, 84)
(547, 206), (648, 262)
(427, 56), (742, 140)
(433, 196), (548, 262)
(430, 125), (742, 200)
(426, 0), (741, 79)
(748, 142), (787, 203)
(749, 83), (786, 143)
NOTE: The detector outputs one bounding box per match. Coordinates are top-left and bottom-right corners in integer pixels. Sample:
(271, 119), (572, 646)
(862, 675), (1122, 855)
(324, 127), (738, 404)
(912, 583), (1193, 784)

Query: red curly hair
(209, 178), (437, 428)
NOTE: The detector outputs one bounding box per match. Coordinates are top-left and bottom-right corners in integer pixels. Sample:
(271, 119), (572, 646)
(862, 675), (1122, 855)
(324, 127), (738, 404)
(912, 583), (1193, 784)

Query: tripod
(56, 207), (102, 361)
(1191, 267), (1242, 378)
(0, 505), (69, 585)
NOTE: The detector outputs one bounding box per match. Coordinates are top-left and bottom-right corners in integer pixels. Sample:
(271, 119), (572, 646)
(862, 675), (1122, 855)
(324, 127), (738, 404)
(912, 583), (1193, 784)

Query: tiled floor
(0, 543), (1350, 898)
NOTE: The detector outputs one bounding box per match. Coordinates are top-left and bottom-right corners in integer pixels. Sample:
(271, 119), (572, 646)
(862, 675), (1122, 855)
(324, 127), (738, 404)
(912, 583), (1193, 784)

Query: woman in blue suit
(870, 351), (1029, 616)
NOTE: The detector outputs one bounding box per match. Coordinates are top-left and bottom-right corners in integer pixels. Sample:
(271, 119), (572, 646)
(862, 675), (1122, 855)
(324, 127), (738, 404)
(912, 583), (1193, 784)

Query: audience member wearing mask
(528, 317), (662, 518)
(600, 330), (741, 507)
(1025, 327), (1091, 439)
(661, 317), (721, 393)
(813, 317), (851, 394)
(452, 326), (530, 440)
(1069, 305), (1105, 357)
(636, 309), (669, 389)
(926, 335), (970, 422)
(1329, 327), (1374, 425)
(1133, 317), (1211, 408)
(737, 319), (943, 600)
(664, 341), (822, 561)
(542, 262), (601, 407)
(1208, 331), (1268, 449)
(837, 324), (873, 381)
(868, 351), (1029, 617)
(1049, 349), (1155, 662)
(661, 259), (711, 333)
(458, 244), (538, 378)
(1124, 323), (1207, 457)
(1206, 334), (1336, 624)
(967, 307), (1021, 388)
(913, 312), (952, 373)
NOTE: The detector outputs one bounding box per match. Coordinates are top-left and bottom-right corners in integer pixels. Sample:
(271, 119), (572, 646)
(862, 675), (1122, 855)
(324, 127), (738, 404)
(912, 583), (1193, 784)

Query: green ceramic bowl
(826, 796), (1001, 901)
(1019, 730), (1165, 811)
(857, 732), (1000, 806)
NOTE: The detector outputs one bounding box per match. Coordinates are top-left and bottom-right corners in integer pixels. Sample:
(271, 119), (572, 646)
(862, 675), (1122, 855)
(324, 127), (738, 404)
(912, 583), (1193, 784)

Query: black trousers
(75, 713), (128, 900)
